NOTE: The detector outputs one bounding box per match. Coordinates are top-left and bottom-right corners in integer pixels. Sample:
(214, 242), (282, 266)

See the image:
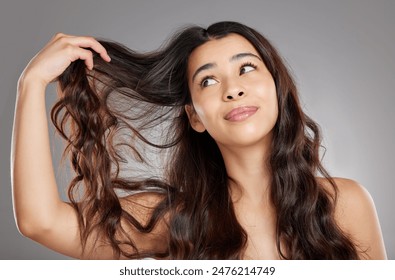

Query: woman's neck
(217, 135), (272, 205)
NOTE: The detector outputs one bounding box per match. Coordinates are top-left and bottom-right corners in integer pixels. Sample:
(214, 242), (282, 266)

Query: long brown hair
(52, 21), (359, 259)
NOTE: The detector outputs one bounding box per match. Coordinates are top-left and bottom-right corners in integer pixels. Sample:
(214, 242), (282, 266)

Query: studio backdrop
(1, 0), (394, 259)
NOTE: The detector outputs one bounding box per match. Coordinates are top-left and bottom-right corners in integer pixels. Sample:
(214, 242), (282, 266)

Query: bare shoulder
(78, 191), (169, 259)
(117, 191), (170, 255)
(119, 191), (170, 232)
(318, 177), (387, 259)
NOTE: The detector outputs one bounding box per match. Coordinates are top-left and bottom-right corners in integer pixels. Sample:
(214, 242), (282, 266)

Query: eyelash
(199, 61), (258, 88)
(240, 62), (258, 74)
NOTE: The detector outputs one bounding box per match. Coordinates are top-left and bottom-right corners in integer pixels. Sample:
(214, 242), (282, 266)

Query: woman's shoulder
(119, 191), (169, 228)
(317, 177), (387, 259)
(317, 177), (372, 209)
(318, 176), (364, 193)
(117, 191), (170, 256)
(319, 177), (372, 207)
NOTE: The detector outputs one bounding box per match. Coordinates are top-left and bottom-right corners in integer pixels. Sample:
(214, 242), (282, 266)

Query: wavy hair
(51, 21), (359, 259)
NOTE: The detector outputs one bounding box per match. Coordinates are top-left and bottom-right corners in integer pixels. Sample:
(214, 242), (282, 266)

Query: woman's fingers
(65, 36), (111, 62)
(76, 48), (95, 70)
(21, 33), (111, 87)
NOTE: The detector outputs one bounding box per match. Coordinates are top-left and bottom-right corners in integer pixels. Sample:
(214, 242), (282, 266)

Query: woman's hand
(20, 33), (111, 88)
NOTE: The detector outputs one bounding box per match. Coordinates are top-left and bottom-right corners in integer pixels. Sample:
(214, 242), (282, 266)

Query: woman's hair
(52, 21), (359, 259)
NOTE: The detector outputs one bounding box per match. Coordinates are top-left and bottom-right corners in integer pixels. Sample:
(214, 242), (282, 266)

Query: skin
(11, 33), (387, 259)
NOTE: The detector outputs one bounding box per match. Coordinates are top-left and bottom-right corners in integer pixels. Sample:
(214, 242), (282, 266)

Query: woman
(11, 21), (387, 259)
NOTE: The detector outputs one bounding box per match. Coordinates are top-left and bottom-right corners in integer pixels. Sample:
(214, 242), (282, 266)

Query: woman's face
(186, 33), (278, 149)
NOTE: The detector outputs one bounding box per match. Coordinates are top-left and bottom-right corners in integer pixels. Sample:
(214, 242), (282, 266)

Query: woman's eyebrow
(230, 52), (262, 62)
(192, 62), (217, 83)
(191, 52), (262, 82)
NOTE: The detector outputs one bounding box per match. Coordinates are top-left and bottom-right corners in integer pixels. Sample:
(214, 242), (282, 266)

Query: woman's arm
(332, 178), (387, 259)
(11, 34), (117, 258)
(12, 77), (82, 257)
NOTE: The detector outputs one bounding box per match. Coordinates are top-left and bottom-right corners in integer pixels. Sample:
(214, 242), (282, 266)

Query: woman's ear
(185, 104), (206, 133)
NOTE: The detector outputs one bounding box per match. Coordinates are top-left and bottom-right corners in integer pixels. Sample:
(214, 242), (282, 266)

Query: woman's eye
(201, 77), (217, 88)
(240, 65), (256, 75)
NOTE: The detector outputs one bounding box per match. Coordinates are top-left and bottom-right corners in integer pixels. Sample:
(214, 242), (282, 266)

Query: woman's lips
(224, 106), (259, 122)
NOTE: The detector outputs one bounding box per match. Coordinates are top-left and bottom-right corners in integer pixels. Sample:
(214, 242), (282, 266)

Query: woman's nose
(225, 91), (245, 100)
(223, 80), (246, 101)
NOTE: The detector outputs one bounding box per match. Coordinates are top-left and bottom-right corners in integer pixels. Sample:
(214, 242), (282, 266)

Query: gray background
(0, 0), (393, 259)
